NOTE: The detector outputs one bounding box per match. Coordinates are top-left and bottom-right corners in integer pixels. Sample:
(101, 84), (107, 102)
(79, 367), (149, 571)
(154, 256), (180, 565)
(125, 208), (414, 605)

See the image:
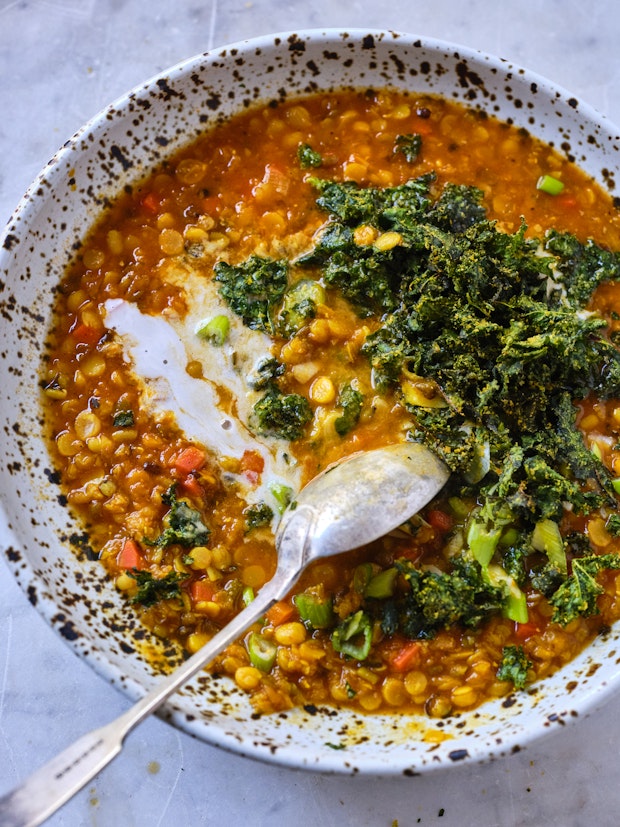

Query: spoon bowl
(0, 441), (448, 827)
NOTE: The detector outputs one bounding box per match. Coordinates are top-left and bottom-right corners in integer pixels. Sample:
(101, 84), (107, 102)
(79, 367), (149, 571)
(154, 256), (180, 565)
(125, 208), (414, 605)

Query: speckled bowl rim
(2, 28), (620, 776)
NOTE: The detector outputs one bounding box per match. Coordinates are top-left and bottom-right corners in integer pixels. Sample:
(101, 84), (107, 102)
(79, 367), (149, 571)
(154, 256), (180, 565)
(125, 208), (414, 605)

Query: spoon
(0, 441), (448, 827)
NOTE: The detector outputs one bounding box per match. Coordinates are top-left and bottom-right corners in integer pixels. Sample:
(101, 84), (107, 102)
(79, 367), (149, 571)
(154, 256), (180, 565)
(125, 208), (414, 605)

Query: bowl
(2, 29), (620, 775)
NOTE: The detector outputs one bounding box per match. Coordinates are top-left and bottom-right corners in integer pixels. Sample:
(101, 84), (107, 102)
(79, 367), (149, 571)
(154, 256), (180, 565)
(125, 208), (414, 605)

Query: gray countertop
(2, 2), (620, 825)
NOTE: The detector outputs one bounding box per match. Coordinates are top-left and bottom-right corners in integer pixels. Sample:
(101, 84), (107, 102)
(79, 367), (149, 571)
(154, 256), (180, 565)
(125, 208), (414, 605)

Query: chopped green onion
(294, 588), (334, 629)
(195, 314), (230, 345)
(531, 518), (567, 574)
(331, 610), (372, 660)
(613, 478), (620, 495)
(448, 496), (470, 519)
(467, 518), (501, 567)
(269, 482), (293, 514)
(485, 563), (529, 623)
(242, 586), (255, 607)
(536, 174), (565, 195)
(499, 527), (520, 549)
(365, 567), (398, 599)
(246, 631), (277, 672)
(353, 562), (374, 594)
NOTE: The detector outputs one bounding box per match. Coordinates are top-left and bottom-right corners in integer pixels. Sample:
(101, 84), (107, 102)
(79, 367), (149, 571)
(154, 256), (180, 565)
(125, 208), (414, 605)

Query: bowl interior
(2, 29), (620, 774)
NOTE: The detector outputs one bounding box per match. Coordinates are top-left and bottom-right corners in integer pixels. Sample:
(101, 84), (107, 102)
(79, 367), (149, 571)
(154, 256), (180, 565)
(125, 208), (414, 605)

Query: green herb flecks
(130, 570), (186, 607)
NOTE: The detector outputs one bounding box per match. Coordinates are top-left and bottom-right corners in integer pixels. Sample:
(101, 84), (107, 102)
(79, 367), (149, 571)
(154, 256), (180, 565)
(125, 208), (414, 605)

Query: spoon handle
(0, 577), (289, 827)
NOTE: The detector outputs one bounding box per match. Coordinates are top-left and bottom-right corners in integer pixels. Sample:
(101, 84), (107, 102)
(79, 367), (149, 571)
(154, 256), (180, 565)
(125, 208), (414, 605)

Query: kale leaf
(549, 553), (620, 625)
(214, 256), (288, 334)
(297, 143), (323, 169)
(497, 645), (532, 690)
(392, 555), (505, 637)
(334, 384), (364, 436)
(252, 388), (313, 440)
(544, 230), (620, 307)
(149, 485), (211, 549)
(130, 570), (185, 607)
(244, 501), (274, 532)
(395, 133), (422, 163)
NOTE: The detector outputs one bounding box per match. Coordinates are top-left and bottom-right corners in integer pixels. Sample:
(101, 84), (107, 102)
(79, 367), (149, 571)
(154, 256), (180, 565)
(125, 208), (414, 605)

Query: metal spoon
(0, 442), (448, 827)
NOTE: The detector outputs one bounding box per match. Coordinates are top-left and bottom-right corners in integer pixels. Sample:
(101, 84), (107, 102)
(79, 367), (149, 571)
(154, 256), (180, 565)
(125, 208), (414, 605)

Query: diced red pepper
(202, 195), (219, 215)
(265, 600), (295, 627)
(174, 446), (206, 476)
(117, 538), (146, 570)
(555, 193), (578, 210)
(179, 475), (204, 499)
(70, 322), (100, 345)
(140, 191), (160, 213)
(390, 641), (421, 672)
(190, 579), (215, 603)
(427, 509), (453, 533)
(514, 620), (539, 643)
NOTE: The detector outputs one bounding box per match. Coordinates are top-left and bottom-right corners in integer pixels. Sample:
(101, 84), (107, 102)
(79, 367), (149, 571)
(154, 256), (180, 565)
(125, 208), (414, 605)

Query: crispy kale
(390, 555), (506, 638)
(252, 388), (313, 440)
(549, 553), (620, 625)
(497, 645), (532, 690)
(215, 168), (620, 641)
(334, 384), (364, 436)
(214, 256), (288, 334)
(529, 563), (565, 598)
(130, 570), (185, 607)
(276, 279), (325, 336)
(427, 182), (487, 233)
(544, 230), (620, 307)
(113, 409), (134, 428)
(246, 357), (285, 390)
(395, 133), (422, 163)
(297, 143), (323, 169)
(244, 501), (274, 532)
(298, 175), (435, 315)
(148, 485), (211, 549)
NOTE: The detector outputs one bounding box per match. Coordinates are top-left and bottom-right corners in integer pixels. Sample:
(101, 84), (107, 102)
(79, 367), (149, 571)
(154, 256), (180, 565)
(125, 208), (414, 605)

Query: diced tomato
(427, 509), (453, 533)
(179, 474), (204, 499)
(174, 446), (206, 476)
(240, 449), (265, 474)
(412, 120), (433, 137)
(140, 191), (160, 213)
(261, 164), (289, 195)
(398, 545), (424, 563)
(514, 620), (539, 643)
(202, 195), (219, 215)
(390, 641), (421, 672)
(555, 193), (578, 210)
(190, 579), (215, 603)
(240, 449), (264, 484)
(265, 600), (295, 627)
(70, 322), (100, 345)
(117, 538), (145, 570)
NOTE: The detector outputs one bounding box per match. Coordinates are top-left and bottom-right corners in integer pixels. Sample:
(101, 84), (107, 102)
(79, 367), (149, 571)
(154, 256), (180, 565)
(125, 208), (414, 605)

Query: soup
(42, 89), (620, 718)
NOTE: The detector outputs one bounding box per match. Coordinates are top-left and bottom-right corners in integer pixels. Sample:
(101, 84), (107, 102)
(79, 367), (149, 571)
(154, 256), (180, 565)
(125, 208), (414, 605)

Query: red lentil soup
(42, 89), (620, 718)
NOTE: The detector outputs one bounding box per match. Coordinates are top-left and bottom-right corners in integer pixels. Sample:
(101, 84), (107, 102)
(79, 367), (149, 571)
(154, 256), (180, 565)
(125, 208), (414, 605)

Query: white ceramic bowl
(2, 29), (620, 775)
